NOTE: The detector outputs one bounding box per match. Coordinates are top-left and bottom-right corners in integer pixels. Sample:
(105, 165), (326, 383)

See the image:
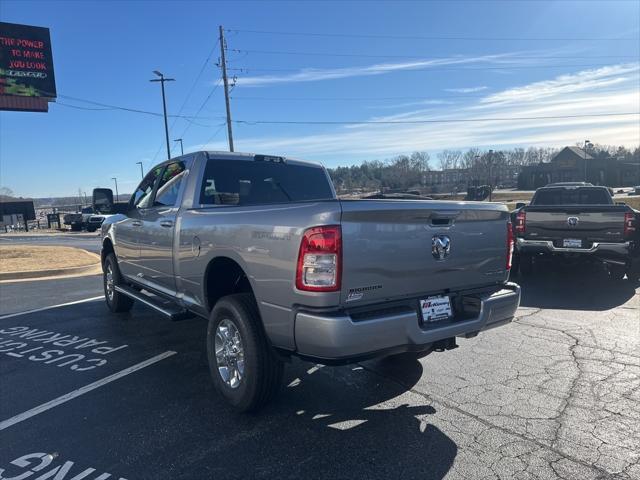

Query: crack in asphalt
(356, 301), (640, 479)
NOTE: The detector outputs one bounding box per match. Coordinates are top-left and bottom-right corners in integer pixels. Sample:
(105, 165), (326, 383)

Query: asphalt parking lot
(0, 266), (638, 479)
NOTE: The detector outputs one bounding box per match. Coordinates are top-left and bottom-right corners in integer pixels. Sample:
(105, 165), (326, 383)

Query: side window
(131, 166), (162, 209)
(154, 161), (186, 207)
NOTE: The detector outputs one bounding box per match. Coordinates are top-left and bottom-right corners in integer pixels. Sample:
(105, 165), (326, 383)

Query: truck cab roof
(544, 182), (594, 187)
(203, 151), (323, 168)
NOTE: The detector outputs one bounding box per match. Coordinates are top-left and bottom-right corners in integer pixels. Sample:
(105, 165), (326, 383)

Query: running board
(114, 285), (193, 321)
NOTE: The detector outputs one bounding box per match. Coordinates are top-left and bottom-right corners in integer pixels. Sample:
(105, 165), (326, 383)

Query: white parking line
(0, 350), (177, 431)
(0, 296), (104, 320)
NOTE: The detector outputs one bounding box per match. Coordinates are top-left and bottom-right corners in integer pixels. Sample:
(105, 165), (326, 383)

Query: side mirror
(93, 188), (114, 214)
(515, 202), (526, 209)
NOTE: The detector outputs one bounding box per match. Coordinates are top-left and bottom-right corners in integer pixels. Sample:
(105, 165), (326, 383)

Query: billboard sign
(0, 21), (56, 111)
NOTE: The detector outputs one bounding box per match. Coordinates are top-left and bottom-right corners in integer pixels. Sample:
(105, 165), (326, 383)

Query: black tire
(103, 253), (134, 313)
(86, 227), (97, 233)
(207, 293), (284, 412)
(519, 254), (533, 276)
(607, 264), (626, 281)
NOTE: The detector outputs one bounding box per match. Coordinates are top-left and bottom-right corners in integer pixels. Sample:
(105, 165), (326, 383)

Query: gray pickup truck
(98, 151), (520, 411)
(512, 183), (639, 279)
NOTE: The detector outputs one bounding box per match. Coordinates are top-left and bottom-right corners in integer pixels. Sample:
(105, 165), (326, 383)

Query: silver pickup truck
(98, 151), (520, 411)
(512, 183), (639, 280)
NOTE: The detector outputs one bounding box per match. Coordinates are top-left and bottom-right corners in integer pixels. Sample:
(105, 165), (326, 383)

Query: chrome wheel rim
(215, 319), (245, 389)
(105, 264), (115, 302)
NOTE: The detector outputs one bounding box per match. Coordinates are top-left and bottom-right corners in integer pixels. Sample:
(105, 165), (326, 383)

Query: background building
(518, 146), (640, 189)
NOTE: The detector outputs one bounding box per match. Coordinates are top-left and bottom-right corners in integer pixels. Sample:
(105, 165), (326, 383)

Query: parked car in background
(511, 184), (639, 280)
(97, 151), (520, 412)
(85, 214), (107, 232)
(62, 212), (84, 231)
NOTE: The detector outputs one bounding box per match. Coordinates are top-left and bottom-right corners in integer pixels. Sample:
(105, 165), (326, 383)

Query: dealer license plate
(420, 295), (452, 322)
(563, 238), (582, 248)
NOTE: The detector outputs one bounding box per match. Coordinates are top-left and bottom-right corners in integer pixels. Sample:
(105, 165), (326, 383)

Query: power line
(227, 27), (639, 42)
(56, 94), (222, 120)
(175, 82), (222, 139)
(231, 48), (640, 60)
(151, 39), (220, 161)
(56, 102), (113, 111)
(202, 122), (228, 146)
(166, 38), (220, 154)
(235, 111), (640, 125)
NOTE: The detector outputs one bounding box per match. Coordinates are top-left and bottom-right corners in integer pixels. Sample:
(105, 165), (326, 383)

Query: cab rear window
(200, 159), (335, 206)
(532, 188), (612, 205)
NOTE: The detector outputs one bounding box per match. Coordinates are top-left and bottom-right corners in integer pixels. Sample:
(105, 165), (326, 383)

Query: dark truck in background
(512, 183), (640, 280)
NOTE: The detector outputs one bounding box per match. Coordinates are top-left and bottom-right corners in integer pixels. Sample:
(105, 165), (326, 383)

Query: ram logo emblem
(567, 216), (579, 227)
(431, 235), (451, 260)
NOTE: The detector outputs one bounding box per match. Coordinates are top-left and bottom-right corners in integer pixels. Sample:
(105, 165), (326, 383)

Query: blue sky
(1, 0), (639, 197)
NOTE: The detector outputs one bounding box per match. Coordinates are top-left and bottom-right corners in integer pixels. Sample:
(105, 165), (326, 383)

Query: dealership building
(517, 146), (640, 190)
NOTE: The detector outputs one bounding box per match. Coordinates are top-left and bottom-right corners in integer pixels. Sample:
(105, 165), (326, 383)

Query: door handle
(131, 221), (142, 227)
(160, 220), (174, 228)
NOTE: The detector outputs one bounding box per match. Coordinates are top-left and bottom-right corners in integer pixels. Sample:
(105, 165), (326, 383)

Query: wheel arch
(101, 237), (115, 266)
(203, 256), (256, 312)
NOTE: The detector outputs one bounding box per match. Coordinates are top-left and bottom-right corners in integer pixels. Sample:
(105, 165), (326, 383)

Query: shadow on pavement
(516, 261), (638, 311)
(226, 356), (458, 480)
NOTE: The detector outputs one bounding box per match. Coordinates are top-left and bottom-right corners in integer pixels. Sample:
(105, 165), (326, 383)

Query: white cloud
(235, 54), (520, 87)
(444, 86), (488, 93)
(199, 63), (640, 163)
(480, 63), (639, 105)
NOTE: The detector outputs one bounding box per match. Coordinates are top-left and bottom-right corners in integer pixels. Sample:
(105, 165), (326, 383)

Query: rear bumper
(516, 238), (631, 260)
(294, 282), (521, 362)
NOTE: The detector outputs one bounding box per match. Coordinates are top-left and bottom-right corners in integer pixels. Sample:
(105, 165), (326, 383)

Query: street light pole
(174, 138), (184, 156)
(136, 161), (144, 180)
(111, 177), (119, 201)
(150, 70), (175, 160)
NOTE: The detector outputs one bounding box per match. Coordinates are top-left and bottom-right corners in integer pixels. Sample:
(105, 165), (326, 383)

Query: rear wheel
(207, 293), (284, 412)
(103, 253), (134, 313)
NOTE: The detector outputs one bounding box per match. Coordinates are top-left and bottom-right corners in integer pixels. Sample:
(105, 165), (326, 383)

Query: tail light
(506, 222), (514, 270)
(624, 212), (636, 238)
(514, 210), (526, 234)
(296, 225), (342, 291)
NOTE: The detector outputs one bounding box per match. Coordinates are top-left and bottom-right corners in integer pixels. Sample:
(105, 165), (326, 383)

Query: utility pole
(174, 138), (184, 156)
(488, 150), (494, 202)
(111, 177), (119, 200)
(219, 25), (234, 152)
(583, 139), (591, 182)
(150, 70), (175, 160)
(136, 161), (144, 180)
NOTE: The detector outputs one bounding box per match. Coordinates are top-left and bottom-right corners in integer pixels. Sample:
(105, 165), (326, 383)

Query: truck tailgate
(523, 206), (628, 243)
(339, 200), (510, 307)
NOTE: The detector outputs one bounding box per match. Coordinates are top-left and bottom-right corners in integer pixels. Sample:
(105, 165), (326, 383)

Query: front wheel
(103, 253), (134, 313)
(207, 293), (284, 412)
